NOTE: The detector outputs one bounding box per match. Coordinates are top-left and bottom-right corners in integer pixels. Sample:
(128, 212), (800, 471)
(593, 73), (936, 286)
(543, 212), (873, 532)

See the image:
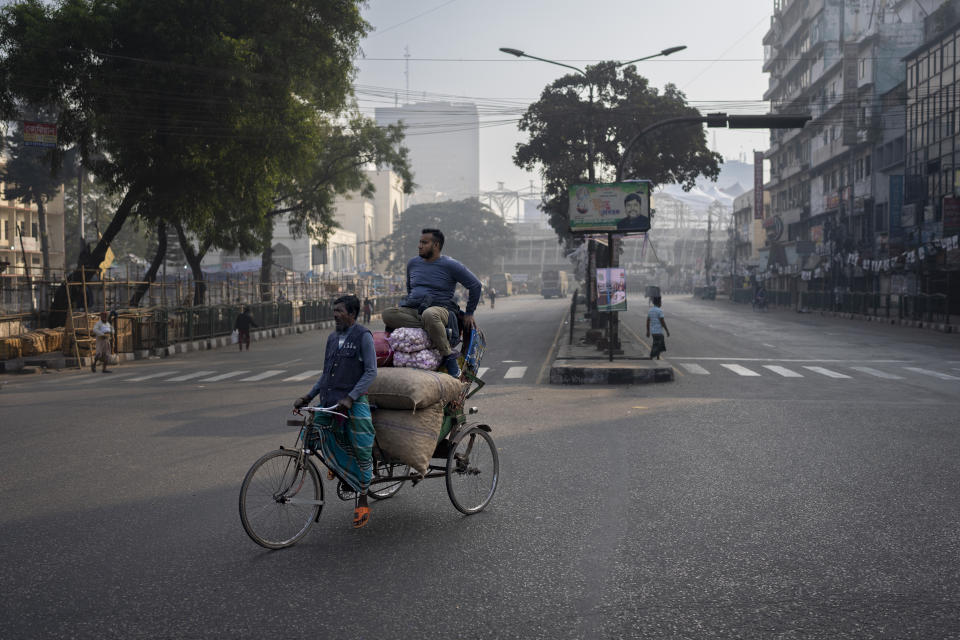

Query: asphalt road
(1, 294), (959, 639)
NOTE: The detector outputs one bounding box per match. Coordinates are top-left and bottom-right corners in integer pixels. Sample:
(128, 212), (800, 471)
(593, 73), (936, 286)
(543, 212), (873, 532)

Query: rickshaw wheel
(445, 426), (499, 514)
(368, 460), (409, 500)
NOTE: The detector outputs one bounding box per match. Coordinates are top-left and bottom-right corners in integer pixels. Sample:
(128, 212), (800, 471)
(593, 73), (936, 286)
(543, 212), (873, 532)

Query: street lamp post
(500, 45), (687, 336)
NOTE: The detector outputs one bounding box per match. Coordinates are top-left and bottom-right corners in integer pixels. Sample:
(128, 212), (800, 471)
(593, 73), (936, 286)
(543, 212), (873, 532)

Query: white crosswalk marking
(904, 367), (960, 381)
(721, 364), (760, 376)
(239, 370), (285, 382)
(283, 370), (323, 382)
(126, 371), (181, 382)
(76, 373), (134, 384)
(503, 366), (527, 379)
(166, 371), (216, 382)
(477, 367), (489, 378)
(763, 365), (803, 378)
(200, 371), (249, 382)
(850, 366), (903, 380)
(680, 363), (710, 375)
(803, 366), (850, 379)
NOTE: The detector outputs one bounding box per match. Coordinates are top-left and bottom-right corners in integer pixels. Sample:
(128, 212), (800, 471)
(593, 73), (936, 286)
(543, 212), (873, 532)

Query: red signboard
(23, 121), (57, 148)
(944, 195), (960, 235)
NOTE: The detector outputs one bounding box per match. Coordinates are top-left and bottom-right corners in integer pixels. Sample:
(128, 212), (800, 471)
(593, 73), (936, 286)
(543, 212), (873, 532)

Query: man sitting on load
(382, 228), (482, 378)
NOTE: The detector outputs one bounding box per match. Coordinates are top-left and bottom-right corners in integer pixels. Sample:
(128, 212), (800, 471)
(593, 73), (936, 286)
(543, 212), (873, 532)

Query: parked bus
(489, 273), (512, 296)
(540, 270), (569, 298)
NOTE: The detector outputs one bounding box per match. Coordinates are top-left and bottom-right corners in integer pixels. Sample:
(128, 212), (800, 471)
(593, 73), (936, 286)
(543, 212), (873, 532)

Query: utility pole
(404, 46), (411, 105)
(77, 165), (84, 243)
(706, 214), (712, 286)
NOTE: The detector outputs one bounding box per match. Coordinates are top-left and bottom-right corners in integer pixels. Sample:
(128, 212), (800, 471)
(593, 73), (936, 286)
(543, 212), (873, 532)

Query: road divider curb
(550, 360), (675, 385)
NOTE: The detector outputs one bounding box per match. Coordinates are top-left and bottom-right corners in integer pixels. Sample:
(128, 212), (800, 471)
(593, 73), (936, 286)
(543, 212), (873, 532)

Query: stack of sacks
(387, 327), (441, 371)
(366, 367), (466, 475)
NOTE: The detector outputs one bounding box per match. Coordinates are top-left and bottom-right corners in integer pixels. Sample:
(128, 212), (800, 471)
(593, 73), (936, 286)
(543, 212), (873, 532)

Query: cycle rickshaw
(239, 328), (497, 549)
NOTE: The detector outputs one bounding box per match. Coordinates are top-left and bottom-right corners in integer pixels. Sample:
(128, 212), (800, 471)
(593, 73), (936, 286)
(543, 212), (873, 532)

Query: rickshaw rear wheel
(445, 426), (499, 514)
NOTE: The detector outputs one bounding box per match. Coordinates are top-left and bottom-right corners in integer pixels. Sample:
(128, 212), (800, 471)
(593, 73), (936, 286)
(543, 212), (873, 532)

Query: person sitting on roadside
(755, 285), (767, 309)
(381, 228), (482, 378)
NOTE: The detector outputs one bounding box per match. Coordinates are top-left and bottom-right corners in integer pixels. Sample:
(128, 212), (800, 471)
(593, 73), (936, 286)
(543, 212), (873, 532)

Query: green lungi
(312, 395), (375, 494)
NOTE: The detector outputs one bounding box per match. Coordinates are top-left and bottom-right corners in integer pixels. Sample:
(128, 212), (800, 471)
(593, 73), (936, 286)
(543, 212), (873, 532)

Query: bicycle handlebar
(294, 404), (348, 420)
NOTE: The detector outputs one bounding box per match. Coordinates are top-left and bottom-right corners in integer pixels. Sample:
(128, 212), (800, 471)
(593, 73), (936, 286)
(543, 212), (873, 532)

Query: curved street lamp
(498, 45), (687, 182)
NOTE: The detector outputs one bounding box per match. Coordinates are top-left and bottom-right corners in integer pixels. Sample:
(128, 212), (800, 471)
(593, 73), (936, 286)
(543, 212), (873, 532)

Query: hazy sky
(354, 0), (774, 194)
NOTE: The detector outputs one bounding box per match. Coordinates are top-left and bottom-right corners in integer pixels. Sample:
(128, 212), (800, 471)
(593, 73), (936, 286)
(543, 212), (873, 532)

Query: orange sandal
(327, 470), (335, 481)
(352, 506), (370, 529)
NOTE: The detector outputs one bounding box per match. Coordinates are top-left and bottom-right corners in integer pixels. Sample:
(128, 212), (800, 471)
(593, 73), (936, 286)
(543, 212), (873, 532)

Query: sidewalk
(549, 305), (674, 385)
(0, 318), (344, 374)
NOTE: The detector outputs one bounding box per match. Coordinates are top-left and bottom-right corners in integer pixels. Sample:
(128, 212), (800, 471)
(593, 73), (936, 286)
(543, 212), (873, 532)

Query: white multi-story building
(762, 0), (934, 291)
(204, 169), (405, 276)
(375, 102), (479, 203)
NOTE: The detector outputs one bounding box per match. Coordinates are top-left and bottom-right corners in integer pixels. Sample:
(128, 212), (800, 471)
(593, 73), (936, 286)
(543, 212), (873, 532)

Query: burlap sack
(0, 337), (21, 360)
(373, 403), (444, 475)
(366, 367), (464, 410)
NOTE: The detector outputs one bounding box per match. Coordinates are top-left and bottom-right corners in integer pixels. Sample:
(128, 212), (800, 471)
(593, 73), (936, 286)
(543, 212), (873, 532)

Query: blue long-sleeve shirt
(305, 329), (377, 403)
(405, 255), (482, 315)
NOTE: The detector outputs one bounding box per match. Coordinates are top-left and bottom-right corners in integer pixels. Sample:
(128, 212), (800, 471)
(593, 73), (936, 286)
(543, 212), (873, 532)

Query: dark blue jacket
(306, 323), (375, 406)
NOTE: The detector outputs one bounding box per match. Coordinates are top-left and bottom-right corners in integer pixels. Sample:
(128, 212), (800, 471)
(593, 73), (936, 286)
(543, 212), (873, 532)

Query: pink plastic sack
(372, 331), (394, 367)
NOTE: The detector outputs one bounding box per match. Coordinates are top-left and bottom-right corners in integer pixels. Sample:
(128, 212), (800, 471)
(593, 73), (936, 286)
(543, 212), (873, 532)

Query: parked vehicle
(540, 270), (569, 298)
(489, 273), (512, 296)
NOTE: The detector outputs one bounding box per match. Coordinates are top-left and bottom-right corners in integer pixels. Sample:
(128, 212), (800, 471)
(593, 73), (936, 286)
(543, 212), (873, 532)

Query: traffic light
(705, 112), (728, 128)
(727, 114), (811, 129)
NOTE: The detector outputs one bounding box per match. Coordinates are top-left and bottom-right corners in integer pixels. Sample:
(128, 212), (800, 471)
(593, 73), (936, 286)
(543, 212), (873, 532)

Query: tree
(513, 64), (722, 245)
(377, 199), (514, 277)
(0, 0), (370, 323)
(257, 109), (413, 300)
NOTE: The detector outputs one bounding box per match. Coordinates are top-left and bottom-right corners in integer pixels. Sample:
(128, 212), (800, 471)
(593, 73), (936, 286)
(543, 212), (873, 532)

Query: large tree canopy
(0, 0), (372, 320)
(514, 63), (722, 244)
(377, 199), (513, 278)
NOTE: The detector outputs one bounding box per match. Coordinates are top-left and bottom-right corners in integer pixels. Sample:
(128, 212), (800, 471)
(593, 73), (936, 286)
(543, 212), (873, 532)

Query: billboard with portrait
(569, 181), (652, 232)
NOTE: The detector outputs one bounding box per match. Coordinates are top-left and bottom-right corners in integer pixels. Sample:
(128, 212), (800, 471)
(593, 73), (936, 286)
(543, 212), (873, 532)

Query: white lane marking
(126, 371), (181, 382)
(75, 373), (135, 384)
(679, 363), (710, 375)
(670, 357), (908, 363)
(502, 360), (521, 363)
(721, 364), (761, 377)
(803, 366), (851, 379)
(477, 367), (490, 378)
(166, 371), (217, 382)
(283, 370), (323, 382)
(503, 366), (527, 379)
(239, 370), (286, 382)
(850, 366), (903, 380)
(763, 365), (803, 378)
(762, 343), (776, 348)
(200, 371), (249, 382)
(904, 367), (960, 381)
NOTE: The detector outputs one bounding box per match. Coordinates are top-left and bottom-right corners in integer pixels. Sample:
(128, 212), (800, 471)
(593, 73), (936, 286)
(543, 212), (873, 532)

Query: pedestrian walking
(234, 306), (257, 351)
(646, 296), (670, 360)
(362, 298), (373, 324)
(488, 287), (496, 309)
(91, 311), (113, 373)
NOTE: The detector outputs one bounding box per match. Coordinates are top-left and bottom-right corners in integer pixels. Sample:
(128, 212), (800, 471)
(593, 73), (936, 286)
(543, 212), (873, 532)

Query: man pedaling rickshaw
(381, 228), (483, 379)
